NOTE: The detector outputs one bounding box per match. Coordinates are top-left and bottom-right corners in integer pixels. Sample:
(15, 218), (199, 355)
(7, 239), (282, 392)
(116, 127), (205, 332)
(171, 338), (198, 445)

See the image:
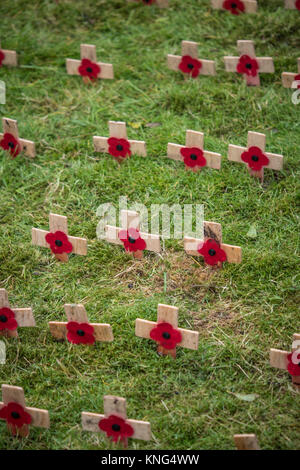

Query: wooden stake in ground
(284, 0), (300, 9)
(167, 41), (216, 80)
(0, 289), (35, 339)
(49, 304), (114, 346)
(82, 395), (151, 448)
(93, 121), (146, 163)
(184, 220), (242, 268)
(135, 303), (199, 359)
(104, 209), (161, 259)
(224, 40), (274, 86)
(166, 129), (221, 172)
(128, 0), (169, 7)
(211, 0), (257, 14)
(0, 42), (17, 68)
(282, 58), (300, 89)
(234, 434), (260, 450)
(66, 44), (114, 83)
(32, 212), (87, 262)
(228, 131), (283, 181)
(270, 333), (300, 390)
(0, 384), (49, 438)
(0, 117), (35, 158)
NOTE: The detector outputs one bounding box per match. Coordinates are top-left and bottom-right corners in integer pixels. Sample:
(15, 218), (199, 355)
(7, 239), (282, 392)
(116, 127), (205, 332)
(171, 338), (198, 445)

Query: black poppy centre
(116, 144), (123, 151)
(112, 423), (121, 431)
(11, 411), (21, 419)
(77, 329), (85, 337)
(187, 63), (194, 70)
(246, 63), (252, 69)
(0, 315), (7, 323)
(251, 155), (259, 162)
(231, 2), (237, 8)
(208, 249), (216, 256)
(8, 142), (15, 149)
(190, 153), (197, 161)
(86, 67), (93, 73)
(128, 236), (136, 244)
(162, 331), (171, 340)
(55, 239), (63, 247)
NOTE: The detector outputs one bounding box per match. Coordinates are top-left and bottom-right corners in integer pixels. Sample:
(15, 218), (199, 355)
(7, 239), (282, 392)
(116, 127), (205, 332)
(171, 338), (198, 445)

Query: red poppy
(0, 50), (5, 67)
(296, 0), (300, 10)
(287, 352), (300, 377)
(0, 402), (32, 432)
(180, 147), (207, 169)
(0, 307), (18, 331)
(78, 58), (101, 81)
(99, 414), (134, 443)
(66, 321), (95, 345)
(107, 137), (131, 159)
(118, 227), (147, 253)
(178, 55), (202, 78)
(142, 0), (155, 4)
(45, 231), (73, 255)
(241, 146), (269, 172)
(197, 238), (227, 266)
(237, 55), (259, 77)
(222, 0), (245, 14)
(294, 73), (300, 89)
(0, 133), (21, 158)
(150, 322), (182, 350)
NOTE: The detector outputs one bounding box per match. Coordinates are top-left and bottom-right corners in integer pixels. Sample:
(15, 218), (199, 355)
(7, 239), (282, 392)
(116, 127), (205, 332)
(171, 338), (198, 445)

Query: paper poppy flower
(118, 227), (147, 253)
(0, 307), (18, 331)
(241, 146), (269, 172)
(150, 322), (182, 350)
(78, 58), (101, 81)
(222, 0), (245, 14)
(0, 402), (32, 431)
(0, 133), (21, 158)
(99, 414), (134, 443)
(107, 137), (131, 159)
(180, 147), (207, 169)
(66, 321), (95, 345)
(178, 55), (202, 78)
(296, 0), (300, 10)
(294, 73), (300, 89)
(287, 353), (300, 377)
(197, 238), (227, 266)
(142, 0), (155, 4)
(237, 55), (259, 77)
(45, 231), (73, 255)
(0, 50), (5, 67)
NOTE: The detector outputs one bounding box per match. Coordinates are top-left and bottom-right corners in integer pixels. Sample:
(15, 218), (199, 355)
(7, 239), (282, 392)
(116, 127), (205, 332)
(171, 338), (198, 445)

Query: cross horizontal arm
(26, 407), (50, 428)
(184, 236), (241, 263)
(135, 319), (199, 350)
(68, 236), (87, 255)
(1, 49), (17, 66)
(234, 434), (260, 450)
(32, 228), (49, 248)
(82, 412), (152, 440)
(228, 144), (283, 171)
(282, 72), (299, 88)
(270, 348), (288, 370)
(285, 0), (297, 8)
(93, 136), (146, 156)
(13, 308), (35, 327)
(49, 322), (114, 342)
(66, 59), (114, 79)
(256, 58), (275, 73)
(224, 57), (239, 73)
(105, 225), (161, 253)
(212, 0), (257, 12)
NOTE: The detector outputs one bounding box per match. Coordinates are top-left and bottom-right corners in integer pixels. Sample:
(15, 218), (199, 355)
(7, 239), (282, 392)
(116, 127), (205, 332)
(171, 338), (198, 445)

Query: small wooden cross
(0, 289), (35, 339)
(82, 395), (151, 448)
(228, 131), (283, 181)
(93, 121), (146, 163)
(49, 304), (114, 345)
(0, 384), (49, 437)
(284, 0), (300, 9)
(270, 333), (300, 390)
(224, 40), (274, 86)
(0, 42), (17, 67)
(128, 0), (169, 7)
(166, 129), (221, 172)
(104, 209), (161, 259)
(184, 220), (242, 268)
(211, 0), (257, 15)
(167, 41), (216, 80)
(0, 117), (35, 158)
(282, 58), (300, 89)
(32, 212), (87, 262)
(66, 44), (114, 83)
(135, 303), (199, 359)
(234, 434), (260, 450)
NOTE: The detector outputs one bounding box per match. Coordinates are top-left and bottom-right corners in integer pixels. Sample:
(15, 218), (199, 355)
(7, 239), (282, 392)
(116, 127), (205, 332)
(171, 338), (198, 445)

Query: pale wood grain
(1, 49), (17, 66)
(157, 304), (178, 326)
(27, 407), (50, 428)
(49, 321), (113, 342)
(135, 319), (199, 350)
(109, 121), (128, 139)
(80, 44), (97, 62)
(247, 131), (266, 151)
(186, 130), (204, 148)
(237, 40), (256, 57)
(66, 58), (114, 79)
(82, 411), (152, 440)
(0, 289), (10, 308)
(282, 72), (298, 88)
(2, 384), (26, 407)
(234, 434), (260, 450)
(64, 304), (88, 322)
(204, 220), (222, 243)
(257, 57), (274, 73)
(120, 210), (140, 230)
(49, 213), (68, 233)
(2, 118), (19, 138)
(105, 225), (161, 253)
(270, 348), (288, 370)
(13, 308), (35, 327)
(285, 0), (297, 8)
(181, 41), (198, 58)
(211, 0), (257, 12)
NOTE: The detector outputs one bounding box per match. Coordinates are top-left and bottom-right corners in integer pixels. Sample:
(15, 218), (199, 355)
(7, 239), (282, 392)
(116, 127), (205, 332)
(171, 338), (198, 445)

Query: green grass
(0, 0), (299, 450)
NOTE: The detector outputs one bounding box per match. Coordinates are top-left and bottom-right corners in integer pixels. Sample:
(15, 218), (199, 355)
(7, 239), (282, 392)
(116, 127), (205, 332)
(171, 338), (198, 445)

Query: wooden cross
(284, 0), (300, 9)
(166, 129), (221, 172)
(135, 303), (199, 359)
(82, 395), (151, 448)
(49, 304), (114, 345)
(0, 384), (49, 437)
(66, 44), (114, 83)
(211, 0), (257, 14)
(105, 209), (161, 259)
(32, 212), (87, 262)
(127, 0), (169, 7)
(184, 220), (242, 268)
(282, 58), (300, 89)
(167, 41), (216, 80)
(228, 131), (283, 181)
(0, 117), (35, 158)
(0, 42), (17, 67)
(0, 289), (35, 339)
(270, 333), (300, 389)
(93, 121), (146, 163)
(234, 434), (260, 450)
(224, 40), (274, 86)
